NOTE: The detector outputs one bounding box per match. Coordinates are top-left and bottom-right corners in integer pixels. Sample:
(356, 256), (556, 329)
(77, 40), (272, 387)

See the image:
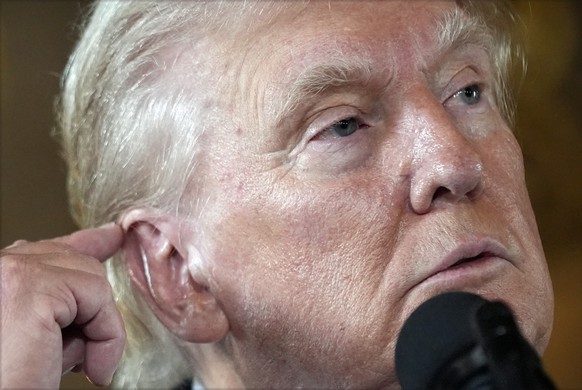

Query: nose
(407, 97), (484, 214)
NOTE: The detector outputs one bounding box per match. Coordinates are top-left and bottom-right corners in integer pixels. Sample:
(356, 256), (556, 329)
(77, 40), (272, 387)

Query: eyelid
(289, 106), (371, 158)
(304, 106), (367, 141)
(315, 116), (367, 140)
(439, 65), (482, 102)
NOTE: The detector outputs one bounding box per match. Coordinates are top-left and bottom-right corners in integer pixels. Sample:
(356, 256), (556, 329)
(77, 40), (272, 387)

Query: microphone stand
(432, 300), (557, 390)
(475, 301), (556, 390)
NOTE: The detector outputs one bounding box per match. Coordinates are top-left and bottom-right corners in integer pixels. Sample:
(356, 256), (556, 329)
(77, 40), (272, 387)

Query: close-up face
(182, 1), (554, 388)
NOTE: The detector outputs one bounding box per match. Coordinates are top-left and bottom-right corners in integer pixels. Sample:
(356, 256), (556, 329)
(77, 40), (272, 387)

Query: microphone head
(395, 292), (488, 390)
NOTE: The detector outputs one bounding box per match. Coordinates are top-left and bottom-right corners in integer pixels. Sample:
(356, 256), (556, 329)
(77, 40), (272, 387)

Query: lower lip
(422, 256), (508, 290)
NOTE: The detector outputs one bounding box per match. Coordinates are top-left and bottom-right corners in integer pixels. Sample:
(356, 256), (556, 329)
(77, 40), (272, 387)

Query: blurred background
(1, 1), (580, 389)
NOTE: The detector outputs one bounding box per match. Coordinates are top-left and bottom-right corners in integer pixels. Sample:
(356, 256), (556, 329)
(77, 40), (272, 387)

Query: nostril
(432, 186), (450, 202)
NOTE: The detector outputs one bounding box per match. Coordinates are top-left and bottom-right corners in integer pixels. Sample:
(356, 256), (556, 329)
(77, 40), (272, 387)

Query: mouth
(448, 251), (495, 269)
(421, 239), (511, 289)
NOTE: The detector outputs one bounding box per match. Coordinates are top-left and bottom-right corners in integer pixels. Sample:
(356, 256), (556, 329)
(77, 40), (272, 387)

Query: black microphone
(395, 292), (556, 390)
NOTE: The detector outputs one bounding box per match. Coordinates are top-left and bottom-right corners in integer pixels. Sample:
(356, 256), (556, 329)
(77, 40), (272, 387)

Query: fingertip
(84, 341), (123, 387)
(95, 223), (125, 247)
(85, 373), (113, 388)
(59, 223), (124, 261)
(84, 372), (110, 388)
(95, 222), (123, 237)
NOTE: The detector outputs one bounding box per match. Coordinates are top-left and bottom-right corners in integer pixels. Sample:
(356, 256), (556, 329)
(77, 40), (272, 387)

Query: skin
(0, 224), (125, 388)
(0, 1), (553, 389)
(180, 1), (554, 388)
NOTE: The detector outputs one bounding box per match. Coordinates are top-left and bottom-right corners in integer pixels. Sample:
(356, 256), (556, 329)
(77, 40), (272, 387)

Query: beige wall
(1, 1), (580, 389)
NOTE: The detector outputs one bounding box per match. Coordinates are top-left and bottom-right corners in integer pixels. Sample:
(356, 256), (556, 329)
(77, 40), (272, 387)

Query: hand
(0, 224), (126, 389)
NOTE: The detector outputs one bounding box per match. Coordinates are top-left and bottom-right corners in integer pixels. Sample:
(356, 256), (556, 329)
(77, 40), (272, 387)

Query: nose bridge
(405, 89), (484, 214)
(409, 89), (467, 154)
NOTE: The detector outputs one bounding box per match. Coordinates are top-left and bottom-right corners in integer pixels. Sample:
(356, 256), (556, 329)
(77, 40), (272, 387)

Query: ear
(120, 208), (229, 343)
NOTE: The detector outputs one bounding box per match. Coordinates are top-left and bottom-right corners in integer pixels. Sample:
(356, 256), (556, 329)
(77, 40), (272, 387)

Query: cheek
(481, 129), (554, 347)
(210, 178), (402, 310)
(201, 172), (407, 384)
(483, 129), (537, 227)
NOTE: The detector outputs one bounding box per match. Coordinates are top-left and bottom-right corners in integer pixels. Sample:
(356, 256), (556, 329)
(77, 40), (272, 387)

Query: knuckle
(0, 255), (29, 289)
(88, 272), (114, 299)
(8, 239), (29, 248)
(0, 257), (47, 315)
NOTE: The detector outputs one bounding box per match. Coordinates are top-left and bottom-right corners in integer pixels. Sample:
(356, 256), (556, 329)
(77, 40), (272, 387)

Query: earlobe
(120, 209), (229, 343)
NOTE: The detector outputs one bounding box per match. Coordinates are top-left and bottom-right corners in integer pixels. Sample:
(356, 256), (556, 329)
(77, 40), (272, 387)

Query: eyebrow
(273, 7), (494, 127)
(275, 57), (377, 124)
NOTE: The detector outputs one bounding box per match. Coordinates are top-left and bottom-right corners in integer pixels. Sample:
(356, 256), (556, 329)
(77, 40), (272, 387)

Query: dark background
(2, 1), (581, 389)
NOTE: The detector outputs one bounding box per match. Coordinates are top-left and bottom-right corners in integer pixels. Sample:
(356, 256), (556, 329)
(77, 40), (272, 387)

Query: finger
(82, 304), (126, 386)
(1, 260), (122, 389)
(4, 239), (29, 249)
(62, 328), (86, 373)
(1, 227), (125, 389)
(2, 251), (107, 278)
(54, 223), (124, 261)
(2, 224), (124, 262)
(37, 266), (126, 385)
(20, 263), (125, 376)
(63, 273), (126, 386)
(85, 335), (126, 384)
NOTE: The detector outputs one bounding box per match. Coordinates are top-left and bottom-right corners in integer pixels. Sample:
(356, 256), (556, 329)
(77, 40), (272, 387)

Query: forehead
(266, 1), (456, 64)
(230, 1), (479, 120)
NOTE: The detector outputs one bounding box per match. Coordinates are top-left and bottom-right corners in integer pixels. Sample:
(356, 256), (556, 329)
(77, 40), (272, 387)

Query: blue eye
(325, 117), (359, 138)
(455, 84), (481, 105)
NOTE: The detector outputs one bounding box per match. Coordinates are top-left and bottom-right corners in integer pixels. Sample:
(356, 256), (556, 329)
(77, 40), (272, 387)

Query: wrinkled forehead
(158, 1), (494, 129)
(260, 2), (463, 84)
(222, 1), (490, 120)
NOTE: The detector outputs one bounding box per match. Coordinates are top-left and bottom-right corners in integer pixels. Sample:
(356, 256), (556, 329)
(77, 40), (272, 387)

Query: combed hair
(57, 1), (525, 388)
(58, 2), (285, 387)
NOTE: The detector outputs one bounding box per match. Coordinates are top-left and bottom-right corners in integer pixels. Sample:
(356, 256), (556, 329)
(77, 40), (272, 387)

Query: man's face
(189, 1), (553, 388)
